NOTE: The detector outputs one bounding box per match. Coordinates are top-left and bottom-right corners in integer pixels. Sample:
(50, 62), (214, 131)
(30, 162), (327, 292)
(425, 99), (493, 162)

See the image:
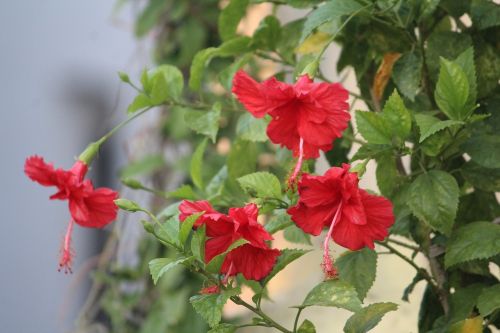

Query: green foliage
(190, 139), (208, 189)
(218, 0), (249, 41)
(298, 319), (316, 333)
(356, 90), (411, 146)
(343, 302), (398, 333)
(336, 249), (377, 301)
(237, 172), (282, 200)
(149, 257), (194, 285)
(184, 103), (221, 142)
(235, 113), (269, 142)
(301, 280), (362, 312)
(445, 221), (500, 268)
(392, 50), (422, 101)
(477, 284), (500, 317)
(408, 171), (459, 235)
(190, 287), (240, 327)
(262, 249), (310, 285)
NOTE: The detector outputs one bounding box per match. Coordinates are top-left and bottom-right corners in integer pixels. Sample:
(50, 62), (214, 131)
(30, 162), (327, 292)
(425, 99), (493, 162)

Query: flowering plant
(26, 0), (500, 332)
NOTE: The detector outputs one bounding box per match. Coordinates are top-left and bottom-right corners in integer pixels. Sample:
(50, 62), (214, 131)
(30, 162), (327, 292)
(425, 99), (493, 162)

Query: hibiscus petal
(24, 155), (61, 187)
(288, 203), (334, 236)
(205, 234), (236, 263)
(297, 174), (338, 207)
(222, 244), (280, 280)
(231, 71), (269, 118)
(179, 200), (218, 227)
(76, 187), (118, 228)
(267, 109), (301, 154)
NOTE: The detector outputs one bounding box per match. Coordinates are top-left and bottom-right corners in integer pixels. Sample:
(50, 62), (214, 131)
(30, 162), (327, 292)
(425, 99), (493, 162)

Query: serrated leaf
(477, 284), (500, 317)
(343, 302), (398, 333)
(414, 114), (464, 143)
(263, 249), (310, 285)
(283, 224), (312, 245)
(408, 171), (459, 235)
(218, 0), (249, 41)
(435, 58), (471, 120)
(375, 153), (403, 197)
(461, 162), (500, 192)
(462, 134), (500, 169)
(157, 216), (180, 245)
(298, 319), (316, 333)
(185, 103), (221, 142)
(190, 139), (208, 189)
(351, 144), (392, 161)
(445, 221), (500, 268)
(237, 172), (282, 200)
(356, 90), (411, 145)
(392, 50), (422, 101)
(190, 288), (240, 327)
(301, 0), (364, 42)
(449, 284), (484, 324)
(454, 47), (477, 111)
(301, 280), (362, 312)
(179, 212), (204, 246)
(206, 239), (247, 274)
(235, 113), (269, 142)
(149, 257), (193, 285)
(336, 248), (377, 301)
(265, 213), (293, 234)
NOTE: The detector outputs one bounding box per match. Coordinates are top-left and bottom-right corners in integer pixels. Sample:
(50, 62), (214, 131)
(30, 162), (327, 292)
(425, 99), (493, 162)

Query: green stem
(292, 307), (303, 333)
(377, 241), (438, 289)
(98, 106), (154, 144)
(231, 296), (292, 333)
(387, 238), (420, 251)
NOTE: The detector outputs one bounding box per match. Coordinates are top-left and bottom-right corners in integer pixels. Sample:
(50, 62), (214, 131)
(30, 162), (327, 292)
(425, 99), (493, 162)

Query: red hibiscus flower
(232, 70), (350, 184)
(179, 201), (280, 281)
(24, 155), (119, 273)
(287, 164), (394, 278)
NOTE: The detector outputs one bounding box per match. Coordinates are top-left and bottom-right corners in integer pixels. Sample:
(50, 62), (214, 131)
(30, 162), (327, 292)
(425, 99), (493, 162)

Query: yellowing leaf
(295, 31), (331, 54)
(372, 52), (401, 104)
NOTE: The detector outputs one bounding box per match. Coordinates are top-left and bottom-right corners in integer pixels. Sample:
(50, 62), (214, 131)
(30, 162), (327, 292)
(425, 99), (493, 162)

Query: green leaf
(208, 324), (237, 333)
(445, 221), (500, 268)
(253, 16), (281, 51)
(276, 19), (304, 64)
(301, 280), (362, 312)
(227, 139), (257, 179)
(149, 257), (193, 285)
(265, 213), (293, 234)
(351, 144), (392, 161)
(461, 162), (500, 192)
(128, 94), (152, 114)
(454, 47), (477, 112)
(190, 288), (240, 327)
(167, 184), (197, 200)
(477, 284), (500, 316)
(392, 50), (422, 101)
(185, 103), (221, 143)
(356, 90), (411, 145)
(343, 302), (398, 333)
(449, 316), (483, 333)
(189, 47), (218, 91)
(158, 216), (180, 245)
(471, 0), (500, 30)
(414, 114), (464, 143)
(263, 249), (310, 285)
(449, 284), (484, 324)
(237, 172), (282, 200)
(283, 224), (312, 245)
(219, 54), (252, 91)
(153, 65), (184, 102)
(375, 153), (403, 197)
(179, 212), (203, 247)
(462, 135), (500, 168)
(297, 319), (316, 333)
(206, 239), (247, 274)
(435, 58), (471, 120)
(301, 0), (364, 42)
(190, 139), (208, 189)
(235, 113), (269, 142)
(336, 248), (377, 301)
(408, 171), (459, 235)
(191, 225), (206, 263)
(135, 0), (168, 37)
(218, 0), (249, 41)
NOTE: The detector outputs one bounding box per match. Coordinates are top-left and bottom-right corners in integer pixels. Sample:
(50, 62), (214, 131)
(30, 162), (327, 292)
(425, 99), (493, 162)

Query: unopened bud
(115, 198), (143, 212)
(78, 141), (101, 165)
(141, 219), (155, 233)
(121, 178), (144, 190)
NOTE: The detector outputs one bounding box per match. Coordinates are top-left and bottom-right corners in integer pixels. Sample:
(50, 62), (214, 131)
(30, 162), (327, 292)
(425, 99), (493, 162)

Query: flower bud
(78, 141), (101, 165)
(115, 198), (143, 212)
(121, 178), (144, 190)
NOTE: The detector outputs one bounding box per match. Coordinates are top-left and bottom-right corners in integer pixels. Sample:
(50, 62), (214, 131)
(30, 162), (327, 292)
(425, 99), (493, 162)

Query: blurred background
(0, 1), (427, 332)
